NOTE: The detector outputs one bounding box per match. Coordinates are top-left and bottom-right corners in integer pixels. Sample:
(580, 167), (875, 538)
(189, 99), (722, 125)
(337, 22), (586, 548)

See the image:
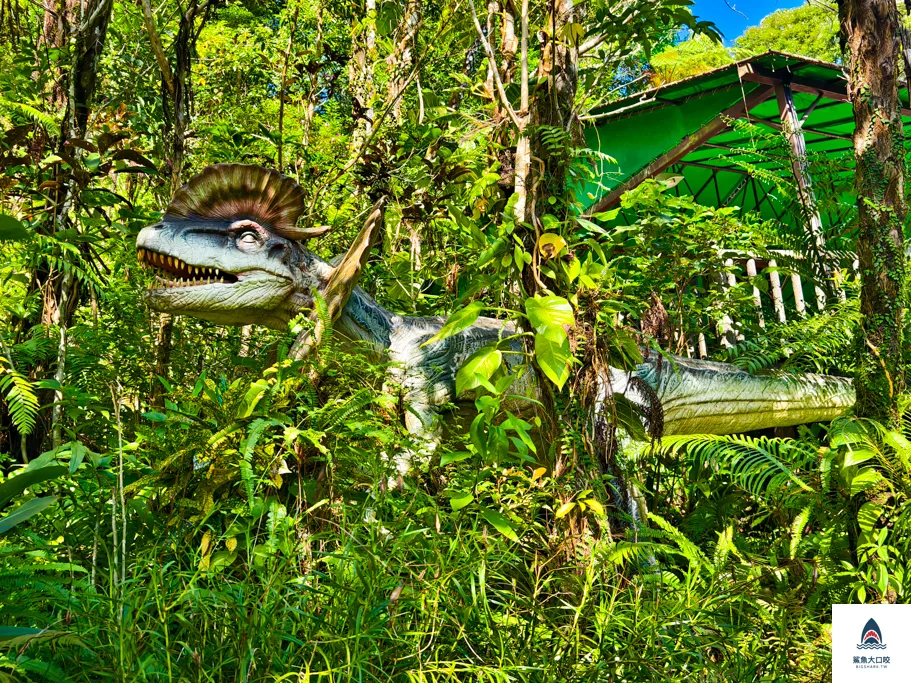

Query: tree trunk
(152, 313), (173, 406)
(386, 0), (421, 122)
(349, 0), (376, 148)
(511, 0), (530, 226)
(35, 0), (113, 449)
(530, 0), (577, 221)
(838, 0), (906, 423)
(170, 2), (207, 194)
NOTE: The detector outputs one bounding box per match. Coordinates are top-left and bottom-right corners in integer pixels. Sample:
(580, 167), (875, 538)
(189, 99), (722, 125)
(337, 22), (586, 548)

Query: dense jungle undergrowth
(2, 0), (911, 679)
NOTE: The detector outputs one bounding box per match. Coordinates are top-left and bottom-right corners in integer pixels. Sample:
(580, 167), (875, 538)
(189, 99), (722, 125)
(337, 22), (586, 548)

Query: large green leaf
(456, 345), (503, 395)
(449, 490), (473, 511)
(857, 502), (883, 533)
(850, 467), (884, 496)
(0, 626), (44, 642)
(422, 301), (484, 347)
(440, 451), (472, 466)
(0, 214), (30, 241)
(480, 507), (518, 542)
(0, 496), (58, 535)
(525, 295), (574, 330)
(0, 465), (66, 509)
(534, 332), (571, 390)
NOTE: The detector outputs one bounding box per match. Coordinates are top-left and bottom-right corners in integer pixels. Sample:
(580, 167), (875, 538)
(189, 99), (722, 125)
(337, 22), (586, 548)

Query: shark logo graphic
(858, 618), (887, 650)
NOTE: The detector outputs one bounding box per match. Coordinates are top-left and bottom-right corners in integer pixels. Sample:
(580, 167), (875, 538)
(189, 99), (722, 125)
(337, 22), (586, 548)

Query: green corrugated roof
(580, 51), (911, 245)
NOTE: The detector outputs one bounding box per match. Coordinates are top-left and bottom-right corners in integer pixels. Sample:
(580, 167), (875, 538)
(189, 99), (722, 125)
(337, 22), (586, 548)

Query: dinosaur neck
(287, 250), (394, 353)
(335, 287), (394, 354)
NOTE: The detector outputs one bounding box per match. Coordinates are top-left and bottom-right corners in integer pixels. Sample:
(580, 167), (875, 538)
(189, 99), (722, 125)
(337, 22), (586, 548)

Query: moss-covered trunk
(839, 0), (906, 423)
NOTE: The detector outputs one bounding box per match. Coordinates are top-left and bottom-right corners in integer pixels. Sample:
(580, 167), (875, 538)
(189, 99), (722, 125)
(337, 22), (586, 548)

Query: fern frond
(239, 417), (283, 503)
(647, 512), (709, 569)
(663, 433), (816, 499)
(0, 98), (59, 134)
(602, 540), (678, 568)
(0, 359), (39, 436)
(789, 505), (813, 559)
(315, 388), (377, 431)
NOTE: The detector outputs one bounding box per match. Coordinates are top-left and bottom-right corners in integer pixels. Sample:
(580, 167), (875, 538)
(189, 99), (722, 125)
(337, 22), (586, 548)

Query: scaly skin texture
(612, 356), (854, 436)
(138, 164), (856, 439)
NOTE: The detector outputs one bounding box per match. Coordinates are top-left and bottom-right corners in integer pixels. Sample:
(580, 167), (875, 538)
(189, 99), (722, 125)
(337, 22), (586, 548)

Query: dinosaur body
(137, 164), (855, 444)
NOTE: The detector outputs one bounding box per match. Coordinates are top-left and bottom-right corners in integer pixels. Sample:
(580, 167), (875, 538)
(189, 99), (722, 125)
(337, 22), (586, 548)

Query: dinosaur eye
(237, 230), (261, 249)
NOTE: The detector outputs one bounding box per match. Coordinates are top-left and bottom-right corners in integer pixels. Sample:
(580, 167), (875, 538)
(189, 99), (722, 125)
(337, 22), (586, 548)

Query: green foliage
(735, 2), (841, 63)
(0, 0), (897, 678)
(650, 34), (739, 84)
(608, 179), (765, 352)
(663, 433), (816, 499)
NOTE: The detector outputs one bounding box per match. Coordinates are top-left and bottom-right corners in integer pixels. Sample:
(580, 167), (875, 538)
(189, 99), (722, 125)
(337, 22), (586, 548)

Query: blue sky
(692, 0), (806, 44)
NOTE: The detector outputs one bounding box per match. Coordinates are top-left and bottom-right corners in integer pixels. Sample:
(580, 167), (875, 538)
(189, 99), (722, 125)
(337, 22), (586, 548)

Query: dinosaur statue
(136, 164), (855, 451)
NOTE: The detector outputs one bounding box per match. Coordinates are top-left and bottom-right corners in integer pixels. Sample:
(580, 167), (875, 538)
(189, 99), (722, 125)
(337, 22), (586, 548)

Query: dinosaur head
(136, 164), (337, 329)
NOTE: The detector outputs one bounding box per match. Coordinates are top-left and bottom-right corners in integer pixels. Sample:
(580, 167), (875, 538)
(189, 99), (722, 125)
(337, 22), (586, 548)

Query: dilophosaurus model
(136, 164), (855, 453)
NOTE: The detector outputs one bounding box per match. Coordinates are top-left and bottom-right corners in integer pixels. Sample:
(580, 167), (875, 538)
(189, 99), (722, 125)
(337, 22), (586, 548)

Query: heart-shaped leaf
(456, 345), (503, 395)
(525, 295), (574, 331)
(534, 332), (571, 389)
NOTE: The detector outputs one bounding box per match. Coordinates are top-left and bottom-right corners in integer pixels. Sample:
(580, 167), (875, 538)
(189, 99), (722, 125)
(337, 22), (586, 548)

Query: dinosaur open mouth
(138, 248), (239, 287)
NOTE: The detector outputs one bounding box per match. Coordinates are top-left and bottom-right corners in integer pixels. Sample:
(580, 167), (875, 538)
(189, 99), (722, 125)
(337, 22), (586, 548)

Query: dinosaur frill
(164, 163), (329, 240)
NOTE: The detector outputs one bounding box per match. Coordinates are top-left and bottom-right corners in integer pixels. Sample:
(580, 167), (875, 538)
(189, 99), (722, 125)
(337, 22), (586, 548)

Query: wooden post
(717, 263), (737, 348)
(775, 82), (836, 298)
(815, 285), (827, 311)
(746, 258), (765, 328)
(768, 259), (787, 323)
(791, 272), (806, 317)
(724, 258), (744, 341)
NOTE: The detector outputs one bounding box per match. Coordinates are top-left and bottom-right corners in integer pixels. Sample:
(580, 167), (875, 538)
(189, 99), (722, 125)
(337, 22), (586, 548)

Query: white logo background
(833, 604), (911, 682)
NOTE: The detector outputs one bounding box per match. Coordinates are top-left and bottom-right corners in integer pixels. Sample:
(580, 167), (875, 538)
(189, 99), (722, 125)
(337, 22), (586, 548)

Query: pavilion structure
(579, 51), (911, 350)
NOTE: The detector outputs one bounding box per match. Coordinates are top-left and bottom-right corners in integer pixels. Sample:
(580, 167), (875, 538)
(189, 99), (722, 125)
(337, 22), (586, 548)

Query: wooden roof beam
(677, 159), (788, 176)
(584, 85), (776, 215)
(750, 116), (853, 142)
(738, 62), (911, 117)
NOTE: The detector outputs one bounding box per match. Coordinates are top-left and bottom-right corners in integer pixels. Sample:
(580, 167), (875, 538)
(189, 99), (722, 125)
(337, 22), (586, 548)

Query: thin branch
(304, 0), (464, 218)
(579, 95), (659, 121)
(278, 5), (300, 173)
(519, 0), (528, 112)
(468, 0), (524, 128)
(722, 0), (747, 20)
(139, 0), (175, 97)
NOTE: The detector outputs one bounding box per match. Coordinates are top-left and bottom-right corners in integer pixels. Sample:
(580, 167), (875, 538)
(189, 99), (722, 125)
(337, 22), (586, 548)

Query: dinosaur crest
(164, 163), (329, 240)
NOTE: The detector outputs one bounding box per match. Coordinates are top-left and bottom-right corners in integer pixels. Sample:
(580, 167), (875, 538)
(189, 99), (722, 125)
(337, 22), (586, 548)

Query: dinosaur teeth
(140, 251), (238, 287)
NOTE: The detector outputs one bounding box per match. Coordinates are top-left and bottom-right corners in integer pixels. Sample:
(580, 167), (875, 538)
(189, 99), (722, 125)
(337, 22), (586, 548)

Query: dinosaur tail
(612, 355), (855, 436)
